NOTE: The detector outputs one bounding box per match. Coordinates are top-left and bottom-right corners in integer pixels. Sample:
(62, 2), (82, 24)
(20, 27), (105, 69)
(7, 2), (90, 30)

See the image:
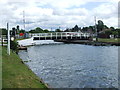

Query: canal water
(18, 44), (118, 88)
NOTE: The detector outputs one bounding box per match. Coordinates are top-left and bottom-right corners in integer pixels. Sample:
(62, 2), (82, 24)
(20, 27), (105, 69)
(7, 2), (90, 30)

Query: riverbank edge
(54, 39), (120, 46)
(2, 46), (50, 89)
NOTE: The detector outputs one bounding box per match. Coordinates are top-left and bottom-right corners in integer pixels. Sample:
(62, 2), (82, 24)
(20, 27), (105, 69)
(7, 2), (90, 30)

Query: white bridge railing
(28, 32), (91, 40)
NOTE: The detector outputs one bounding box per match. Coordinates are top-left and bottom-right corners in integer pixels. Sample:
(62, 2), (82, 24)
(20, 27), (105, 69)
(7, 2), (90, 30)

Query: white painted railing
(28, 32), (91, 40)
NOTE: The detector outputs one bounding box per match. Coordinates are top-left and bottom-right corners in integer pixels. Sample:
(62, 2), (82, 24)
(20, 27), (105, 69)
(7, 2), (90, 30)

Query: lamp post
(94, 16), (98, 42)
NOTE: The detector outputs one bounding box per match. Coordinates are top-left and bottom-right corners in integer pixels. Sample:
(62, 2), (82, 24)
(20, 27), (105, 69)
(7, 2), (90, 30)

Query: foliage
(11, 27), (16, 36)
(82, 27), (89, 32)
(110, 27), (115, 31)
(104, 25), (109, 29)
(44, 29), (49, 33)
(10, 40), (18, 53)
(0, 28), (7, 35)
(55, 29), (61, 32)
(16, 25), (20, 34)
(104, 30), (112, 35)
(19, 29), (25, 33)
(73, 25), (79, 32)
(29, 27), (44, 33)
(97, 20), (104, 32)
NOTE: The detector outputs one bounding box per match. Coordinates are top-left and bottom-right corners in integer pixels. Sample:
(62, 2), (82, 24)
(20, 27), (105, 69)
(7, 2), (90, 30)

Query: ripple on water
(18, 44), (118, 88)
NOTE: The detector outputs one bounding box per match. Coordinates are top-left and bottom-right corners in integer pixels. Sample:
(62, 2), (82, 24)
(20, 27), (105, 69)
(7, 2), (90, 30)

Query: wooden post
(7, 23), (10, 55)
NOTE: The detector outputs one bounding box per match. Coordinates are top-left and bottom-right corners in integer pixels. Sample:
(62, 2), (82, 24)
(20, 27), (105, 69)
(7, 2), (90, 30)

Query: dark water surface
(18, 44), (118, 88)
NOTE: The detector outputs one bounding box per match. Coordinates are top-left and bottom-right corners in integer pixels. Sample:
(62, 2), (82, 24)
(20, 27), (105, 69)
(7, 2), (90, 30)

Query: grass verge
(2, 46), (48, 88)
(98, 38), (120, 43)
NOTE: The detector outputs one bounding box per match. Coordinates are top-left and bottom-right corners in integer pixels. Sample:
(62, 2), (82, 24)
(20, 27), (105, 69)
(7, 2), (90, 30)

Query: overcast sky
(0, 0), (118, 31)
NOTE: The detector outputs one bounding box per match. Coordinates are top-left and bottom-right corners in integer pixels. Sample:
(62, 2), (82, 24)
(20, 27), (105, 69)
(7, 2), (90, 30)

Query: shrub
(10, 40), (18, 53)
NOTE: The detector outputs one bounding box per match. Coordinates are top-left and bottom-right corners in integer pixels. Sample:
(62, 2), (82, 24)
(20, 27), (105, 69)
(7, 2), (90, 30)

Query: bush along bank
(2, 46), (48, 88)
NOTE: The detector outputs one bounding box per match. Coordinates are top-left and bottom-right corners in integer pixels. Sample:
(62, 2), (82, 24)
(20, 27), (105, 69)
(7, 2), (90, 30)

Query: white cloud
(0, 0), (118, 30)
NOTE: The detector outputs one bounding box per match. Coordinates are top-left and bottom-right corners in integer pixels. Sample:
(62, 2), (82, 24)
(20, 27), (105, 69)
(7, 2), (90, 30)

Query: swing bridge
(27, 32), (91, 40)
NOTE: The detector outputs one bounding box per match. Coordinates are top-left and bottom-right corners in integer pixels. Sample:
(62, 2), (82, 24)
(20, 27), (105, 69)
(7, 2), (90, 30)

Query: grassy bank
(98, 38), (120, 43)
(2, 46), (48, 88)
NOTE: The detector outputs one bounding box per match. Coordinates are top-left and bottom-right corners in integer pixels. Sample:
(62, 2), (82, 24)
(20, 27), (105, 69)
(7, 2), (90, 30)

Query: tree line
(1, 20), (120, 38)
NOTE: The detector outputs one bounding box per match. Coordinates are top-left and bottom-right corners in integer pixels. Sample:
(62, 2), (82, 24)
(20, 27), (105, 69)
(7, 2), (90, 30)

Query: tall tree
(97, 20), (104, 32)
(16, 25), (20, 34)
(74, 25), (79, 32)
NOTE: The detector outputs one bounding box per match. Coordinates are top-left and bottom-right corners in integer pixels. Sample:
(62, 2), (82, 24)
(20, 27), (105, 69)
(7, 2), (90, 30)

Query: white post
(71, 34), (72, 39)
(79, 33), (81, 39)
(7, 23), (10, 55)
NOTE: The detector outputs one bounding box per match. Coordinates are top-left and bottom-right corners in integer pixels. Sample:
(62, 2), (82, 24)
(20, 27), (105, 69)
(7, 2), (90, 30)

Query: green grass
(98, 38), (120, 43)
(16, 38), (27, 41)
(2, 47), (48, 88)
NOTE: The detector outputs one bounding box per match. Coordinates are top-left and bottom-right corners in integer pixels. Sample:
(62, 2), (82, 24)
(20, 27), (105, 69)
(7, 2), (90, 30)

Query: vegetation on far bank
(2, 46), (48, 88)
(98, 38), (120, 43)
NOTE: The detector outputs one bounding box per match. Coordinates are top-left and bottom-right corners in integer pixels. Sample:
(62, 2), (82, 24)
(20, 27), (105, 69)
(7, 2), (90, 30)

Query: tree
(55, 29), (61, 32)
(44, 29), (49, 33)
(29, 27), (44, 33)
(16, 25), (20, 34)
(97, 20), (104, 32)
(103, 25), (109, 29)
(89, 26), (95, 33)
(112, 31), (118, 36)
(36, 27), (43, 32)
(82, 27), (88, 32)
(0, 28), (7, 35)
(110, 27), (115, 31)
(105, 30), (112, 35)
(19, 29), (25, 33)
(73, 25), (79, 32)
(64, 28), (70, 32)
